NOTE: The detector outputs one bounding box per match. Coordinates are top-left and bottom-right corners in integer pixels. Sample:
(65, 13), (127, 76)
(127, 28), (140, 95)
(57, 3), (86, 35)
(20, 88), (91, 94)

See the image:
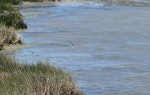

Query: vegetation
(23, 0), (57, 2)
(0, 24), (22, 50)
(0, 54), (84, 95)
(0, 1), (84, 95)
(0, 3), (27, 29)
(0, 0), (22, 5)
(0, 0), (84, 94)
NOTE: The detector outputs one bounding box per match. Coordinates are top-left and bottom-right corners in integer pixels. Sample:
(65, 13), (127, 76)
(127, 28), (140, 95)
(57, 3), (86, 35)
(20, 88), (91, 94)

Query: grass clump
(0, 54), (84, 95)
(0, 3), (27, 29)
(0, 24), (22, 50)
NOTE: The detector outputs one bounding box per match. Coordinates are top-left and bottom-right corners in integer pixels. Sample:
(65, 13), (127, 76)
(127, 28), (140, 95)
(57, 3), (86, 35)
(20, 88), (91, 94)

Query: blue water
(6, 1), (150, 95)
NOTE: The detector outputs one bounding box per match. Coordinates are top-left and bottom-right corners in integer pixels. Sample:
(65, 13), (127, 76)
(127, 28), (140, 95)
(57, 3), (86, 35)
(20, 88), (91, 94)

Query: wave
(55, 1), (104, 8)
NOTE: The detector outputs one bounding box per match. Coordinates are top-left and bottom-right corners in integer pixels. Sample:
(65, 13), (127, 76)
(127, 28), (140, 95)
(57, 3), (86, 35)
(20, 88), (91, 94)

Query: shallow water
(6, 1), (150, 95)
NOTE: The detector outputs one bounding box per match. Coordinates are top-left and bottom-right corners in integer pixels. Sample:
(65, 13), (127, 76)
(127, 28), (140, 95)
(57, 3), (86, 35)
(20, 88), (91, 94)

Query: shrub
(0, 54), (84, 95)
(0, 0), (22, 5)
(23, 0), (56, 2)
(0, 3), (27, 29)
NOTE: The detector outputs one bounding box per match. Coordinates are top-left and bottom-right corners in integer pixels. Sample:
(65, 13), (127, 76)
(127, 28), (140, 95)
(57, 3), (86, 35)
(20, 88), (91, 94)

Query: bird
(67, 40), (76, 50)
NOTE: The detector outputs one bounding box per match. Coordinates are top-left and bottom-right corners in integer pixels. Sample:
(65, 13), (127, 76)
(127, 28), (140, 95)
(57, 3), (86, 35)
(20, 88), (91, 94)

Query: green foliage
(0, 54), (84, 95)
(0, 13), (27, 29)
(23, 0), (56, 2)
(0, 3), (16, 13)
(23, 0), (41, 2)
(0, 0), (22, 5)
(0, 4), (27, 29)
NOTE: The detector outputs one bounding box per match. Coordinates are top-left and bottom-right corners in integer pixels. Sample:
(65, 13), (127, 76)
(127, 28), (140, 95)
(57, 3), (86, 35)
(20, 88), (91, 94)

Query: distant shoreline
(14, 2), (56, 8)
(14, 0), (150, 8)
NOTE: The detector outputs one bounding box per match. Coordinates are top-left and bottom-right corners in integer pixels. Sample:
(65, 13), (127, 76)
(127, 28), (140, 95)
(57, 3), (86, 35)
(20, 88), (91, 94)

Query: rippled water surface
(8, 1), (150, 95)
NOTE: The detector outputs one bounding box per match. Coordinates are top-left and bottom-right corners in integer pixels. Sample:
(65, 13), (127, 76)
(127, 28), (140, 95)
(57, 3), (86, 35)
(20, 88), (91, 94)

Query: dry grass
(0, 54), (85, 95)
(0, 24), (22, 50)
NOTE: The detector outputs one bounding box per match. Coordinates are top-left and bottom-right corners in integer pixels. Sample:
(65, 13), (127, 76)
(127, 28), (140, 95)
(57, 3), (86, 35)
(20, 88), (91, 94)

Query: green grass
(0, 54), (84, 95)
(23, 0), (56, 2)
(0, 0), (22, 5)
(0, 3), (27, 29)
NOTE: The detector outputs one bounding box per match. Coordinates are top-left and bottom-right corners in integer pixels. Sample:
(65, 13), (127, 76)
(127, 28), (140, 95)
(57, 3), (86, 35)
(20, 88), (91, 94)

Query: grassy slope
(0, 1), (84, 95)
(0, 54), (84, 95)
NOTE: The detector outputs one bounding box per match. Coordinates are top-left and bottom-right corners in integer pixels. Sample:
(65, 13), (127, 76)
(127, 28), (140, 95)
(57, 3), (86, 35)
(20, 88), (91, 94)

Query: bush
(0, 54), (84, 95)
(23, 0), (56, 2)
(0, 13), (27, 29)
(0, 3), (27, 29)
(0, 0), (22, 5)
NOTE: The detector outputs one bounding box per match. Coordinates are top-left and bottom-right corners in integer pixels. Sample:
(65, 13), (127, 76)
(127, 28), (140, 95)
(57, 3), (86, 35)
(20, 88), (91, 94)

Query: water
(6, 1), (150, 95)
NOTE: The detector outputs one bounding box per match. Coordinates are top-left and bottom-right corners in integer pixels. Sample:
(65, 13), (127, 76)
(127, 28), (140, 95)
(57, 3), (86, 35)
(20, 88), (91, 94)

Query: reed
(0, 54), (84, 95)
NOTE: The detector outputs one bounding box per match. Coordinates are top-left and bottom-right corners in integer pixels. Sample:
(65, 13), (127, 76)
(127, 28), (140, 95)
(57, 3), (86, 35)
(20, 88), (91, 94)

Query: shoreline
(14, 0), (150, 8)
(14, 2), (56, 8)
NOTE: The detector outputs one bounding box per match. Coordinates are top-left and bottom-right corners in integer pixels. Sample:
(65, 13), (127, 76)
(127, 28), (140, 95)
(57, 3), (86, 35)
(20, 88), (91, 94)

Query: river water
(6, 1), (150, 95)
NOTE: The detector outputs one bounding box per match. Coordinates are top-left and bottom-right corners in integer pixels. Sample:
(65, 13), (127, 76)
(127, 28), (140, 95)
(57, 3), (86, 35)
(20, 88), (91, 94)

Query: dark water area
(5, 1), (150, 95)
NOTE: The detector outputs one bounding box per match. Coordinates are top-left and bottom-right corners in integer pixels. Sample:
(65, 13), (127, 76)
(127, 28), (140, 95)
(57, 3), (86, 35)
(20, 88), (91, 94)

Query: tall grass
(0, 54), (84, 95)
(0, 24), (22, 50)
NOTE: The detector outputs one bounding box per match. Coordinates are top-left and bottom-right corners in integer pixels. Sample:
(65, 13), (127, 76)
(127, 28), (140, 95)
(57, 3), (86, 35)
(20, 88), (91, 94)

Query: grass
(0, 24), (22, 50)
(0, 0), (22, 5)
(0, 3), (27, 29)
(0, 1), (84, 94)
(23, 0), (57, 2)
(0, 54), (84, 95)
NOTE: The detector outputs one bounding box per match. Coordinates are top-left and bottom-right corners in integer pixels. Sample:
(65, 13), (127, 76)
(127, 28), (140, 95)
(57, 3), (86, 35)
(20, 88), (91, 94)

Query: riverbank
(0, 2), (27, 50)
(0, 54), (84, 95)
(0, 24), (22, 50)
(0, 3), (27, 29)
(15, 0), (150, 9)
(15, 1), (56, 8)
(0, 1), (85, 95)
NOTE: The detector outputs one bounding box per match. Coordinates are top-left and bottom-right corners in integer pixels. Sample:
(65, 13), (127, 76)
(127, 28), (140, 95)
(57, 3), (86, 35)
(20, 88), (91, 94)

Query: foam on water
(55, 0), (104, 8)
